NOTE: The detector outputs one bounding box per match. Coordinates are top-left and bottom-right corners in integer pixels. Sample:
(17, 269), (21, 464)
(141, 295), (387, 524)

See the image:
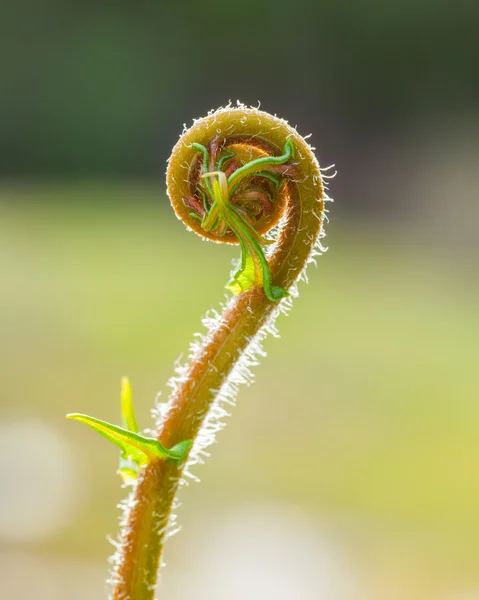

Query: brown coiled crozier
(112, 106), (326, 600)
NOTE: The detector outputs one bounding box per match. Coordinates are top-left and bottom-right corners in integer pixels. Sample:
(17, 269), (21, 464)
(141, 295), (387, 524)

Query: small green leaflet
(66, 413), (192, 461)
(67, 378), (192, 484)
(118, 376), (143, 481)
(120, 376), (139, 433)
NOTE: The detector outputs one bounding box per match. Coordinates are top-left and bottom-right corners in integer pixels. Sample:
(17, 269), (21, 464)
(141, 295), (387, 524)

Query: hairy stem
(111, 106), (326, 600)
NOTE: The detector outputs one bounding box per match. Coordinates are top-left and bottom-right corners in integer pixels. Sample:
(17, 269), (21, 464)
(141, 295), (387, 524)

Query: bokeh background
(1, 1), (478, 599)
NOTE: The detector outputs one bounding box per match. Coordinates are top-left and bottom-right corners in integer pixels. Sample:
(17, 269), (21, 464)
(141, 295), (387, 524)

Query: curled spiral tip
(110, 106), (329, 600)
(166, 106), (325, 301)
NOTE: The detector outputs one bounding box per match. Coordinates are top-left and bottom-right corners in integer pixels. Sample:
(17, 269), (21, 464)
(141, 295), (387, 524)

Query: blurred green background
(1, 2), (478, 599)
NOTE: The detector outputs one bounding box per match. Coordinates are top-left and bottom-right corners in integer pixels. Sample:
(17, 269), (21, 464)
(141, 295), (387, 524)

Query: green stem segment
(108, 107), (325, 600)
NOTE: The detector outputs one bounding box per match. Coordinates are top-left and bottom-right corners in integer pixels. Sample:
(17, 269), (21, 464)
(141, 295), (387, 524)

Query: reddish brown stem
(111, 106), (326, 600)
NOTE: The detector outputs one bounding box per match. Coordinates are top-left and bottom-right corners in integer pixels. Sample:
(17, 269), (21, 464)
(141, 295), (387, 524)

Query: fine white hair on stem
(108, 105), (333, 595)
(156, 192), (331, 548)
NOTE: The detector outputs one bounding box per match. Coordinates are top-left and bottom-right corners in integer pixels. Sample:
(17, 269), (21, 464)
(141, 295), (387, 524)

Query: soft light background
(1, 2), (478, 599)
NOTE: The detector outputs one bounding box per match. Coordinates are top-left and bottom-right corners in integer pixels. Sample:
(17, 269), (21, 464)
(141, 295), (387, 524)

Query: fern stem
(111, 105), (326, 600)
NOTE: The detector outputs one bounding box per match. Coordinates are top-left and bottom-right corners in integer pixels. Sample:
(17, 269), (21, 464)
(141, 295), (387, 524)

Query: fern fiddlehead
(69, 104), (329, 600)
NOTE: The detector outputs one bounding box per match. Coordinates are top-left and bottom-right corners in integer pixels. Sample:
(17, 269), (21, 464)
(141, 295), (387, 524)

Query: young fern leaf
(69, 104), (329, 600)
(67, 378), (192, 484)
(201, 169), (289, 300)
(120, 376), (139, 433)
(66, 414), (192, 463)
(118, 377), (144, 481)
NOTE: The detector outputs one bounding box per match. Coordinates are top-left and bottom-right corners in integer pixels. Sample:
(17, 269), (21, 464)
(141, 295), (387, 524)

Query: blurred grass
(1, 185), (478, 595)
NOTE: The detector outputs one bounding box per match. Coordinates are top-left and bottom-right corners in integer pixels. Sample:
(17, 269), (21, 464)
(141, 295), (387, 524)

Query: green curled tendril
(189, 138), (295, 301)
